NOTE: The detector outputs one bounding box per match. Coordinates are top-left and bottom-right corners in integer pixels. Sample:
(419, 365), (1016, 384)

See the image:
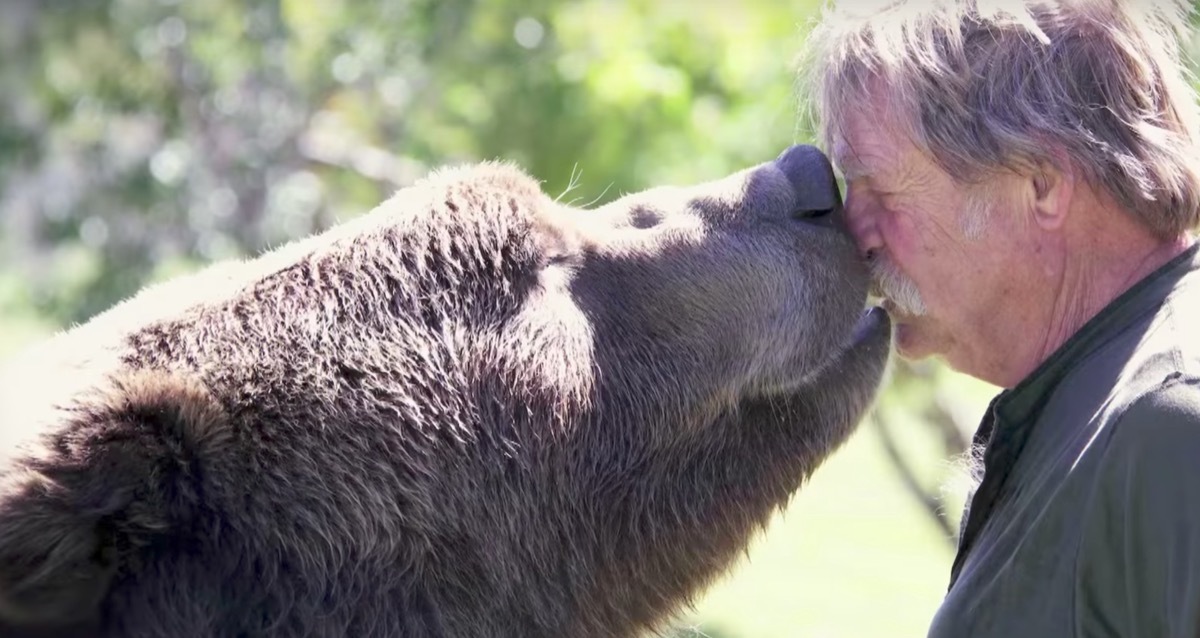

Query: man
(807, 1), (1200, 636)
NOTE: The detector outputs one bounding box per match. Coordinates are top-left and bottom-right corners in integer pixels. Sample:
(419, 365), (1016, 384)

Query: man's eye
(874, 189), (899, 205)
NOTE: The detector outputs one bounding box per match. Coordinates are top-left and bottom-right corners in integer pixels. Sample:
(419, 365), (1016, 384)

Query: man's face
(831, 100), (1033, 375)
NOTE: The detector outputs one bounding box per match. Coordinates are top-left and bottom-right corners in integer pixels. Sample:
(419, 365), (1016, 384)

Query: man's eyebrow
(833, 154), (871, 181)
(830, 140), (871, 181)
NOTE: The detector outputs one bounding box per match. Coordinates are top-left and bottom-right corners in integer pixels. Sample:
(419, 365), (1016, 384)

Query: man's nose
(773, 145), (847, 234)
(841, 195), (882, 258)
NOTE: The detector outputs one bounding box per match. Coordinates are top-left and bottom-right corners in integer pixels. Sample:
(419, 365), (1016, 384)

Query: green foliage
(0, 0), (825, 326)
(3, 2), (1198, 636)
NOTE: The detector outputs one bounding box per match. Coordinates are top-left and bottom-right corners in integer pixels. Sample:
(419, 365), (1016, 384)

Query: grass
(675, 409), (981, 638)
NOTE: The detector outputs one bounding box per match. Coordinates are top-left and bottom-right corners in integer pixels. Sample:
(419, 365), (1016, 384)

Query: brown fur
(0, 146), (890, 637)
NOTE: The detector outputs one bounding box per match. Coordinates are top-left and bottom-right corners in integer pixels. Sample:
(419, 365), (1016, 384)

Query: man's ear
(1029, 154), (1076, 231)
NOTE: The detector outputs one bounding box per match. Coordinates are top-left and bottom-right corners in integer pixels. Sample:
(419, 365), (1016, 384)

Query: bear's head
(503, 144), (883, 424)
(0, 145), (890, 637)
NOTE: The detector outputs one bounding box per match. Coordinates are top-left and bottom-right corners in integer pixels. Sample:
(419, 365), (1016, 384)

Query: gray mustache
(869, 257), (926, 316)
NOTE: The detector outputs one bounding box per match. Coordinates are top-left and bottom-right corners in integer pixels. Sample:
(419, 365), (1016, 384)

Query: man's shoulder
(1066, 272), (1200, 511)
(1132, 271), (1200, 382)
(1160, 271), (1200, 371)
(1051, 264), (1200, 462)
(1074, 371), (1200, 638)
(1067, 354), (1200, 489)
(1117, 376), (1200, 440)
(1093, 269), (1200, 409)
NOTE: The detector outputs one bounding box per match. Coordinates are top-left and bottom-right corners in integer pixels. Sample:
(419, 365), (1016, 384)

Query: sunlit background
(4, 1), (1197, 636)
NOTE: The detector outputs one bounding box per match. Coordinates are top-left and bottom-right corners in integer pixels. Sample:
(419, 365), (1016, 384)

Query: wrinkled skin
(0, 146), (890, 638)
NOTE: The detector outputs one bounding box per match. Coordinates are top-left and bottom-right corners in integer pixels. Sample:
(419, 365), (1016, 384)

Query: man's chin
(892, 319), (937, 362)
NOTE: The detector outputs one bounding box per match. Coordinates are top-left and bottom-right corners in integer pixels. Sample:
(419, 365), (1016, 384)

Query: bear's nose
(774, 144), (844, 232)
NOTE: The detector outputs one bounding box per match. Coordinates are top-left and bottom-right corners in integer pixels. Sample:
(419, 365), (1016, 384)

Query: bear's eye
(629, 206), (662, 229)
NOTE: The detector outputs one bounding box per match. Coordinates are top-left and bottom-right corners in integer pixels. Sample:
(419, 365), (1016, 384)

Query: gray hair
(804, 0), (1200, 239)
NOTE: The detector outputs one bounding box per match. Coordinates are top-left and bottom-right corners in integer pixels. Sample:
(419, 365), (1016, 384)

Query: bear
(0, 144), (891, 638)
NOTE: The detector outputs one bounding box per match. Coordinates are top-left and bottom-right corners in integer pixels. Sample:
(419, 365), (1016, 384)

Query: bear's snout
(774, 144), (845, 233)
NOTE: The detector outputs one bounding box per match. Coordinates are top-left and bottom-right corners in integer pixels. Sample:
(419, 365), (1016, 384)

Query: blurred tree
(1, 1), (1197, 635)
(0, 0), (811, 325)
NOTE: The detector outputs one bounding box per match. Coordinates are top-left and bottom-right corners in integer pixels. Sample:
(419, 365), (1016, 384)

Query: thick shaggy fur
(0, 146), (890, 637)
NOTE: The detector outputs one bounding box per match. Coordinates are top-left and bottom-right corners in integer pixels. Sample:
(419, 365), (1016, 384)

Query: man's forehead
(828, 97), (911, 180)
(830, 116), (917, 181)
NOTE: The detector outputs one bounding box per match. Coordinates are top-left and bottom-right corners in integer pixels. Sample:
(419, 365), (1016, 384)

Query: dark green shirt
(928, 243), (1200, 638)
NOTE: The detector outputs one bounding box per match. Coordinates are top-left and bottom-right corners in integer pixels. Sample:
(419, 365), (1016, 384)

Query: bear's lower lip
(850, 305), (890, 345)
(789, 305), (891, 391)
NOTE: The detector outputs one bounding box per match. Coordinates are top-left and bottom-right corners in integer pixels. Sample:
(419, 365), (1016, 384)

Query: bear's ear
(0, 371), (229, 627)
(0, 474), (118, 626)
